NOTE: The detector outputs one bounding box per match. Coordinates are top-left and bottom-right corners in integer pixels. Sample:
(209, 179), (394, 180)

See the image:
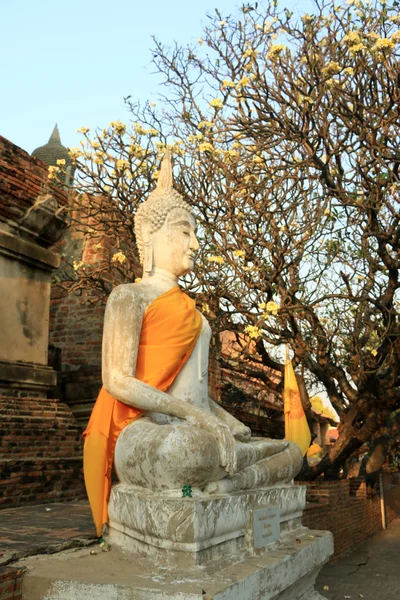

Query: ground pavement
(0, 502), (399, 598)
(0, 502), (96, 563)
(315, 517), (400, 600)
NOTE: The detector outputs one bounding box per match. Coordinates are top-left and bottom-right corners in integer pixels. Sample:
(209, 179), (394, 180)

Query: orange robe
(83, 286), (202, 536)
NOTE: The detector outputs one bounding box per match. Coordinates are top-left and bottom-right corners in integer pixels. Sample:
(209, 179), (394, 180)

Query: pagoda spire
(48, 124), (61, 145)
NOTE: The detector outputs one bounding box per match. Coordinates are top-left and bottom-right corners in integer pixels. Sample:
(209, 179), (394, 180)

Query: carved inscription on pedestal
(253, 505), (280, 548)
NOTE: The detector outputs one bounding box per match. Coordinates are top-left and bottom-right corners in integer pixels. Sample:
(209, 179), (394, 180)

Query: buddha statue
(83, 150), (303, 539)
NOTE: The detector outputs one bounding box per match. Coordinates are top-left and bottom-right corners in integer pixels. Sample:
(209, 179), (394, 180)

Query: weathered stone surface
(0, 229), (58, 371)
(108, 484), (307, 567)
(109, 484), (305, 545)
(20, 529), (333, 599)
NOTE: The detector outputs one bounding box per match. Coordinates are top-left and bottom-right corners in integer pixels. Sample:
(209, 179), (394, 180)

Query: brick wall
(0, 135), (68, 227)
(49, 226), (113, 427)
(0, 397), (85, 509)
(299, 473), (400, 560)
(0, 567), (25, 600)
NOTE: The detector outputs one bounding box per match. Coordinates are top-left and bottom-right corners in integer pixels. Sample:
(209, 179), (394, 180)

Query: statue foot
(204, 441), (303, 495)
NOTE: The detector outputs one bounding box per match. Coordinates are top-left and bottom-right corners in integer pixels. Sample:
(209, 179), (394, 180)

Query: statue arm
(209, 399), (252, 442)
(102, 285), (237, 473)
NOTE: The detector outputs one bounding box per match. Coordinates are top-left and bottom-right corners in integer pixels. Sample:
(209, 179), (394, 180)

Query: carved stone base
(21, 529), (333, 599)
(21, 483), (332, 598)
(108, 483), (307, 567)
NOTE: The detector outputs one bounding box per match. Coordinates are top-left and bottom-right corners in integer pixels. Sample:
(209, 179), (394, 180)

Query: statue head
(135, 150), (198, 277)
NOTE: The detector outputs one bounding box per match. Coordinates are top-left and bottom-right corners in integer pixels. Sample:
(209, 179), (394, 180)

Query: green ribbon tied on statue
(182, 484), (193, 498)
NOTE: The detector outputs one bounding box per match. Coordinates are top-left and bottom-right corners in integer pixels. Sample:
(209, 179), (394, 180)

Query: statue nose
(190, 233), (200, 251)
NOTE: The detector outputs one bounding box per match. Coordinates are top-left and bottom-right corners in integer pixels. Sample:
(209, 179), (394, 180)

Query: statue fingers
(223, 428), (237, 475)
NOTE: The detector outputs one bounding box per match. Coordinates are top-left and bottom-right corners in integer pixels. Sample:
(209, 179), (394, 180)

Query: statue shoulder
(106, 283), (145, 316)
(106, 282), (160, 314)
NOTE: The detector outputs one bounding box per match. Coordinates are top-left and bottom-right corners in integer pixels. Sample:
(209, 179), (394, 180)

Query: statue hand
(230, 423), (251, 443)
(186, 413), (237, 475)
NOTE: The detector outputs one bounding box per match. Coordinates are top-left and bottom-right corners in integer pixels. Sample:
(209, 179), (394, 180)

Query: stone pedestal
(21, 484), (333, 599)
(108, 483), (308, 567)
(102, 483), (333, 599)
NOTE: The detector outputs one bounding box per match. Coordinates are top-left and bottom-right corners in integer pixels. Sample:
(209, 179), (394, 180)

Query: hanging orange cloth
(83, 286), (202, 536)
(283, 347), (311, 456)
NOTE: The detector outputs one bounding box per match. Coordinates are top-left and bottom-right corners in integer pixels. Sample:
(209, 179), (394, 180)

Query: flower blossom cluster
(112, 252), (127, 264)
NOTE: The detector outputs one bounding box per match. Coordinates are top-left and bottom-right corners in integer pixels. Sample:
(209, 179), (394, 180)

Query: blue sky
(1, 0), (316, 155)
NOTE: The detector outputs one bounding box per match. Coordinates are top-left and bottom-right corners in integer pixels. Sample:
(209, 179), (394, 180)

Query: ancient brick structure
(0, 566), (25, 600)
(298, 473), (400, 560)
(0, 134), (85, 508)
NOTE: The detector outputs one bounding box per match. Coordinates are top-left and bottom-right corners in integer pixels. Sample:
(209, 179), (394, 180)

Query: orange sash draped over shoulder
(83, 286), (202, 536)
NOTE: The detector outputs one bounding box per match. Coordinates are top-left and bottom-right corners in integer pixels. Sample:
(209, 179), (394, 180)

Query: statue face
(151, 208), (199, 277)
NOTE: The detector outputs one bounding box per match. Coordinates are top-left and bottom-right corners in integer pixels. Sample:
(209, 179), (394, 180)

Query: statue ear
(141, 219), (153, 273)
(141, 219), (152, 244)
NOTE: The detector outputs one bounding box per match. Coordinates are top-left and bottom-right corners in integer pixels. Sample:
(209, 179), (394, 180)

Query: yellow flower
(197, 38), (204, 45)
(298, 95), (314, 105)
(222, 79), (236, 89)
(266, 301), (280, 315)
(149, 101), (157, 107)
(266, 44), (286, 61)
(110, 120), (126, 135)
(244, 325), (262, 339)
(56, 159), (66, 166)
(302, 14), (314, 24)
(116, 159), (129, 170)
(219, 20), (227, 27)
(202, 302), (210, 314)
(112, 251), (127, 264)
(258, 301), (266, 310)
(243, 48), (258, 59)
(198, 120), (214, 129)
(134, 123), (147, 135)
(342, 31), (361, 46)
(371, 38), (395, 54)
(371, 349), (378, 356)
(209, 98), (224, 110)
(252, 155), (263, 163)
(47, 165), (60, 180)
(69, 148), (82, 160)
(207, 255), (225, 264)
(73, 260), (84, 271)
(236, 76), (249, 88)
(322, 61), (341, 77)
(349, 43), (367, 55)
(391, 30), (400, 43)
(135, 277), (142, 283)
(233, 250), (245, 258)
(199, 142), (214, 153)
(77, 126), (90, 134)
(343, 67), (354, 75)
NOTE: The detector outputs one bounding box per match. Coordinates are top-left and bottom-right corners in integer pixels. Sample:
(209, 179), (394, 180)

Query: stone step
(19, 529), (333, 600)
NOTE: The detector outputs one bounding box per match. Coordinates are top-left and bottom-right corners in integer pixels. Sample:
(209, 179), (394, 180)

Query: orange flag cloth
(83, 286), (202, 536)
(283, 350), (311, 456)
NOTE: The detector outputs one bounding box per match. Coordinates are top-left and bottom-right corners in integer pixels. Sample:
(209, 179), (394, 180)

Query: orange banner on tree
(284, 350), (311, 456)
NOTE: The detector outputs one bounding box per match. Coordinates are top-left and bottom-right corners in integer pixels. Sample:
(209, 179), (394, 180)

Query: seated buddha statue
(83, 150), (303, 537)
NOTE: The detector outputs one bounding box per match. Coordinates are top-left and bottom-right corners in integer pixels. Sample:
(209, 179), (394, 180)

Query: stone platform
(20, 527), (332, 599)
(20, 483), (333, 599)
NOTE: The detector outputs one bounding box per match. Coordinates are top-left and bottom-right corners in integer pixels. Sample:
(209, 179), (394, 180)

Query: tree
(60, 0), (400, 479)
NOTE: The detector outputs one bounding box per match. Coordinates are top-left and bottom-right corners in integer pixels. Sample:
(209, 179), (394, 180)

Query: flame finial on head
(155, 148), (173, 194)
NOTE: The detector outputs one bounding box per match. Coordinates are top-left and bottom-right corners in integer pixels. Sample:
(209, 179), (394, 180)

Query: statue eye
(182, 230), (190, 236)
